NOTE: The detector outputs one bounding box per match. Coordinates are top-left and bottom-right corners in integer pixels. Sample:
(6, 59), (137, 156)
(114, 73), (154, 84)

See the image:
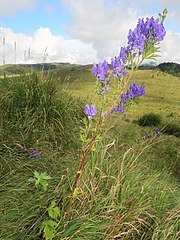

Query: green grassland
(0, 64), (180, 239)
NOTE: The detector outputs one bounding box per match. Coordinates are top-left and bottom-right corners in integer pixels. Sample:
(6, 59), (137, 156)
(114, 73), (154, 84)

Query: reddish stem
(72, 72), (132, 192)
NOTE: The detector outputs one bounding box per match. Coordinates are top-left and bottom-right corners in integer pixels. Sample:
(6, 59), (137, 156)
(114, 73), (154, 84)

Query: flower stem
(72, 71), (133, 193)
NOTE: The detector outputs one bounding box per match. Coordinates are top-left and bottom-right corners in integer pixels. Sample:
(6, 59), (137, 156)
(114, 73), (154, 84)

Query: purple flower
(92, 61), (111, 96)
(92, 64), (98, 76)
(119, 47), (127, 61)
(112, 83), (145, 115)
(111, 55), (127, 78)
(127, 17), (166, 56)
(84, 104), (97, 119)
(92, 60), (109, 81)
(112, 104), (124, 114)
(28, 150), (42, 160)
(155, 128), (160, 137)
(127, 28), (145, 54)
(123, 83), (145, 102)
(92, 12), (166, 100)
(18, 146), (42, 160)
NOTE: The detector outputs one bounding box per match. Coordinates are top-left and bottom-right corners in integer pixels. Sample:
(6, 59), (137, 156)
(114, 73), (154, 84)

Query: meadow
(0, 64), (180, 239)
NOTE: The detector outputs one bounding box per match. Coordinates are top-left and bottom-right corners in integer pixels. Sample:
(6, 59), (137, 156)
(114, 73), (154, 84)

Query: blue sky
(0, 0), (180, 65)
(1, 0), (71, 37)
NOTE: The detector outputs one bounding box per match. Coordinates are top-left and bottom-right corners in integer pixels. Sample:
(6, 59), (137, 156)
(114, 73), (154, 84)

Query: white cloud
(160, 30), (180, 63)
(60, 0), (180, 63)
(0, 0), (38, 17)
(0, 27), (98, 65)
(0, 0), (179, 65)
(156, 0), (180, 24)
(61, 0), (138, 61)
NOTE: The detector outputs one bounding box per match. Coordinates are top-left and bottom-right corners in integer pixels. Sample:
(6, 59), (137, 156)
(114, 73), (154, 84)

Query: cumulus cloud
(0, 0), (180, 65)
(113, 0), (180, 24)
(61, 0), (180, 63)
(160, 31), (180, 63)
(0, 27), (97, 65)
(61, 0), (138, 61)
(0, 0), (38, 17)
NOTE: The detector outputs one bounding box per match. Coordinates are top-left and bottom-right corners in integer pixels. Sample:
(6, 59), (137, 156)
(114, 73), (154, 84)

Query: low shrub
(137, 113), (162, 127)
(162, 123), (180, 137)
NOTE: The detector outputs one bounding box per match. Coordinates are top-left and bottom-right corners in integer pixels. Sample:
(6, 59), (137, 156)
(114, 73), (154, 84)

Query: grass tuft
(137, 113), (162, 127)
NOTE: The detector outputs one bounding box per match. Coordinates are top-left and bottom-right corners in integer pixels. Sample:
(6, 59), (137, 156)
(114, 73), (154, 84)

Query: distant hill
(0, 61), (180, 77)
(157, 62), (180, 77)
(0, 62), (80, 76)
(138, 61), (157, 70)
(138, 62), (180, 77)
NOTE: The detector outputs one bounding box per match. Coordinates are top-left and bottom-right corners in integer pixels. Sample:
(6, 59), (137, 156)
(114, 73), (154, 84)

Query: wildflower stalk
(72, 71), (132, 192)
(72, 9), (167, 195)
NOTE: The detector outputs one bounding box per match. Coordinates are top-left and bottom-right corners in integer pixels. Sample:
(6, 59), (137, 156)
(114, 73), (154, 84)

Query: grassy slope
(0, 66), (180, 239)
(64, 66), (179, 121)
(59, 66), (180, 177)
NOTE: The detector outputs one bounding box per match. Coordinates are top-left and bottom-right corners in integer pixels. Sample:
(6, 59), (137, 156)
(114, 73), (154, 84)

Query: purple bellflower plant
(73, 9), (167, 194)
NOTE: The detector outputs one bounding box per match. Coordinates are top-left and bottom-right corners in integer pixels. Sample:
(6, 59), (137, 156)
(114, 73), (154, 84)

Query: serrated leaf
(48, 201), (60, 220)
(97, 134), (102, 141)
(40, 220), (57, 240)
(91, 145), (96, 152)
(42, 175), (52, 180)
(41, 181), (48, 191)
(33, 171), (51, 191)
(34, 171), (40, 179)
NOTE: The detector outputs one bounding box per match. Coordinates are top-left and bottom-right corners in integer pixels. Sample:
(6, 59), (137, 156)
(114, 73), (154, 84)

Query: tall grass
(0, 70), (84, 239)
(0, 69), (179, 239)
(0, 70), (84, 151)
(53, 136), (180, 239)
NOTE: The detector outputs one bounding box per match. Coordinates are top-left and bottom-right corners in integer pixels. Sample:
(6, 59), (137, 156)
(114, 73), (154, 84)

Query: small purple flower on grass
(28, 150), (42, 160)
(84, 104), (97, 119)
(19, 146), (42, 160)
(155, 128), (160, 137)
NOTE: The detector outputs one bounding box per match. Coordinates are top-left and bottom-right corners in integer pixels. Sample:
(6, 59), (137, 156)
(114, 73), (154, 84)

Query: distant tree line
(157, 62), (180, 77)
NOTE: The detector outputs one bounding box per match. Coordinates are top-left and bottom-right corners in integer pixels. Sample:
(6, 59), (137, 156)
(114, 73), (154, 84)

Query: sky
(0, 0), (180, 65)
